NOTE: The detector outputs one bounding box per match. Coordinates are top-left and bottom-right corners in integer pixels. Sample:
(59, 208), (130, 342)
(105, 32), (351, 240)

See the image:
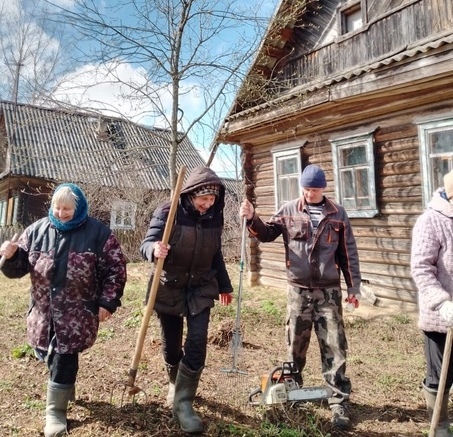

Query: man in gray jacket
(240, 164), (361, 430)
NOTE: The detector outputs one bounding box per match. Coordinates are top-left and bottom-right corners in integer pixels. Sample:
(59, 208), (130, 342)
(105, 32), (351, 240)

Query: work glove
(439, 301), (453, 325)
(220, 293), (232, 306)
(344, 294), (360, 312)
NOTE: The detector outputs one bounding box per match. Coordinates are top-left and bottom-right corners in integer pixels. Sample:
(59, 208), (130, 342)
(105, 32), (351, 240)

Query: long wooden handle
(0, 233), (20, 269)
(127, 166), (186, 388)
(429, 327), (453, 436)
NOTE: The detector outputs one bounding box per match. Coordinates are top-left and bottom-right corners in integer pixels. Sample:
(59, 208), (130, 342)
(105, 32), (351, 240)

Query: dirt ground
(0, 262), (433, 436)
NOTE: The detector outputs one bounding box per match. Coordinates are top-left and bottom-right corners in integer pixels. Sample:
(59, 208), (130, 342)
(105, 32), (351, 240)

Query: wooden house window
(339, 1), (364, 35)
(331, 132), (378, 218)
(417, 118), (453, 205)
(0, 197), (19, 226)
(272, 146), (303, 209)
(110, 201), (136, 230)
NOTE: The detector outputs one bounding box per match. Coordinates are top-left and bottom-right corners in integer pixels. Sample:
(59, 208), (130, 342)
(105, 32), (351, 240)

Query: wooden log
(356, 237), (411, 253)
(380, 186), (422, 199)
(259, 275), (288, 290)
(260, 258), (287, 274)
(380, 173), (421, 188)
(380, 160), (420, 176)
(369, 286), (417, 304)
(359, 262), (413, 279)
(351, 215), (417, 227)
(378, 148), (419, 163)
(375, 123), (418, 144)
(352, 226), (413, 238)
(376, 137), (419, 154)
(380, 202), (423, 215)
(357, 249), (410, 266)
(361, 272), (416, 291)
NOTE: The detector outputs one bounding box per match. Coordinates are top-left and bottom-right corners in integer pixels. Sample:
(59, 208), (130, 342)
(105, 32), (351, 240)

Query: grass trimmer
(111, 166), (186, 406)
(248, 361), (333, 406)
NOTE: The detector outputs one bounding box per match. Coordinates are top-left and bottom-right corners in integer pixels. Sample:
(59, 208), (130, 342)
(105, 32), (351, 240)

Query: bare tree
(47, 0), (268, 188)
(0, 0), (72, 104)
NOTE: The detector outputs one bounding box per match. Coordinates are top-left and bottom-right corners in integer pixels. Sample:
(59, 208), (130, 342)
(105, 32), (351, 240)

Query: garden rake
(111, 166), (186, 407)
(222, 216), (248, 375)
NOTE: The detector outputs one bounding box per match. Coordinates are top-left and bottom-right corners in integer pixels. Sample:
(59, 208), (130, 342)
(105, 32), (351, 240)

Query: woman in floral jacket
(0, 183), (127, 437)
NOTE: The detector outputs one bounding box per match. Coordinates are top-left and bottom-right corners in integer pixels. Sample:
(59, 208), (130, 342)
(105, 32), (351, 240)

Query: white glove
(439, 301), (453, 325)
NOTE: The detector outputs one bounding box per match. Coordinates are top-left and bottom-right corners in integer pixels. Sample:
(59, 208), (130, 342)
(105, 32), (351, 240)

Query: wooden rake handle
(429, 327), (453, 436)
(126, 166), (186, 392)
(0, 233), (20, 269)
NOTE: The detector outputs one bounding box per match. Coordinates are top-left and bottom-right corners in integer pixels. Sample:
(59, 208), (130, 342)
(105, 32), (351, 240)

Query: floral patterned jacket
(1, 217), (127, 354)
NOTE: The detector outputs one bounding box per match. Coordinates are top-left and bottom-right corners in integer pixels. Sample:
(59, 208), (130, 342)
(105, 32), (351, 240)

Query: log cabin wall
(221, 0), (453, 310)
(243, 99), (453, 310)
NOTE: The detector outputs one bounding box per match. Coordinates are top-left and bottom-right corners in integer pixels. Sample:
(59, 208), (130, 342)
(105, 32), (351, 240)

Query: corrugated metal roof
(0, 101), (206, 190)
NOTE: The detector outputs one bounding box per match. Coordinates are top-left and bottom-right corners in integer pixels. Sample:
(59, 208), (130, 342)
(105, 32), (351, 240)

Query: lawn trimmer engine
(249, 362), (333, 406)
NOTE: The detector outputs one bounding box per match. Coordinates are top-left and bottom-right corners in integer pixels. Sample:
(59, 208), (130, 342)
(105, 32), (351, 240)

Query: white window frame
(272, 142), (304, 209)
(417, 117), (453, 206)
(110, 201), (136, 230)
(331, 131), (378, 218)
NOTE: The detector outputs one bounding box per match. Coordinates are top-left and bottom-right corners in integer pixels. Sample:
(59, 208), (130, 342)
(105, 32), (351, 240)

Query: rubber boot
(172, 363), (203, 434)
(165, 363), (179, 407)
(44, 381), (74, 437)
(423, 384), (453, 437)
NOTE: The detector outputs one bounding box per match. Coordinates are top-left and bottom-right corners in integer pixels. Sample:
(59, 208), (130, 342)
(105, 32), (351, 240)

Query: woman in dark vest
(140, 166), (233, 434)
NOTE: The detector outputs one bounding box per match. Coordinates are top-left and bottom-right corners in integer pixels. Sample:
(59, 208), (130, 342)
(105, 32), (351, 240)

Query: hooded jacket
(140, 166), (233, 317)
(247, 195), (361, 294)
(411, 188), (453, 333)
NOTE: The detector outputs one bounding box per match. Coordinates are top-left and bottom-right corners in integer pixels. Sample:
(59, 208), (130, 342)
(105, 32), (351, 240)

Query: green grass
(11, 343), (35, 359)
(0, 262), (425, 436)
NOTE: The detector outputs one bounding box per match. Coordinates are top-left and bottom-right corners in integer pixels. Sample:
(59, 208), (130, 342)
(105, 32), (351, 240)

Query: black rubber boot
(423, 384), (453, 436)
(165, 363), (179, 407)
(44, 381), (74, 437)
(172, 363), (203, 434)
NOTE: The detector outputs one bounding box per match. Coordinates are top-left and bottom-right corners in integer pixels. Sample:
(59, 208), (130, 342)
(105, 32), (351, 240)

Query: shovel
(113, 166), (186, 404)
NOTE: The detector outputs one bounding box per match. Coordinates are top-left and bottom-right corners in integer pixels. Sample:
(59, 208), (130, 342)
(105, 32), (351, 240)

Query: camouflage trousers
(286, 285), (351, 404)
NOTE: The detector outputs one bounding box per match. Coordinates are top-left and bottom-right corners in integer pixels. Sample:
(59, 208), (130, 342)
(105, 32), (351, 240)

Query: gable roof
(220, 0), (453, 127)
(0, 100), (206, 190)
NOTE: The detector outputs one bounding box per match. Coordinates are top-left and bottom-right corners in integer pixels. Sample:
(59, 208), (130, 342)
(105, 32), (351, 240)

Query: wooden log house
(216, 0), (453, 309)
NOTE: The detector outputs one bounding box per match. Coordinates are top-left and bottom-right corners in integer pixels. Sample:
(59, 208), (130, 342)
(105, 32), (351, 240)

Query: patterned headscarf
(48, 183), (88, 231)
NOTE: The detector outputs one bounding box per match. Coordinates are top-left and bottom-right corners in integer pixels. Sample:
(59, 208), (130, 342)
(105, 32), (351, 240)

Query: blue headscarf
(48, 183), (88, 232)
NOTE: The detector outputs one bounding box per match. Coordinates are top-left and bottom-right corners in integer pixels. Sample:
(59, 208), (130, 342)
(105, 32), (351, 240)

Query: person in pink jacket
(411, 169), (453, 437)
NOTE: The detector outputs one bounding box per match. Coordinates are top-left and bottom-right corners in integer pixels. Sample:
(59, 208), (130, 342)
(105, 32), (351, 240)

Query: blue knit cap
(299, 165), (327, 188)
(48, 183), (88, 231)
